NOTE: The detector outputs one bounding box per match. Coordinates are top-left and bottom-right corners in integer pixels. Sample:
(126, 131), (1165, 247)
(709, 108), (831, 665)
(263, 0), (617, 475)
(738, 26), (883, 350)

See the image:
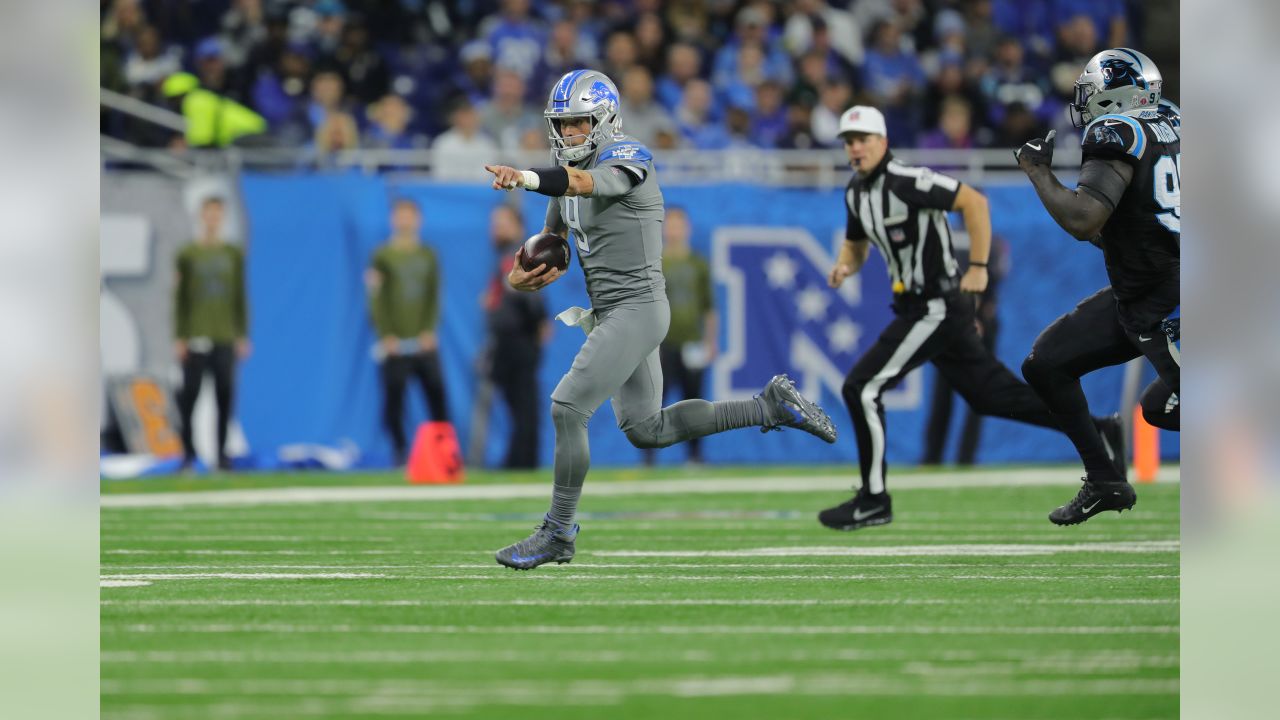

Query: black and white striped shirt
(845, 152), (963, 297)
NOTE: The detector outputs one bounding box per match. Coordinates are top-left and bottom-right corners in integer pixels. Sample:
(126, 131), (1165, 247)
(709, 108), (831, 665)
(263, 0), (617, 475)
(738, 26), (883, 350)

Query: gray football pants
(546, 299), (760, 524)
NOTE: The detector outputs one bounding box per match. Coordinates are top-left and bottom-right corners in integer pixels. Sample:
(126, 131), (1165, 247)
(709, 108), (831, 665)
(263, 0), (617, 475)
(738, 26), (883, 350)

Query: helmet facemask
(547, 104), (618, 163)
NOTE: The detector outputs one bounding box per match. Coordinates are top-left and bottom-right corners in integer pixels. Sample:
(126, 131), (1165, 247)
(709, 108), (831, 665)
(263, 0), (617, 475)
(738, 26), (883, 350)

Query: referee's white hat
(837, 106), (887, 138)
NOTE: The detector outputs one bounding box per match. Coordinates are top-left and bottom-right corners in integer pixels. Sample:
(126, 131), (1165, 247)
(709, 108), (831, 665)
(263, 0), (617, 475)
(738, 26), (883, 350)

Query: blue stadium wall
(237, 172), (1179, 469)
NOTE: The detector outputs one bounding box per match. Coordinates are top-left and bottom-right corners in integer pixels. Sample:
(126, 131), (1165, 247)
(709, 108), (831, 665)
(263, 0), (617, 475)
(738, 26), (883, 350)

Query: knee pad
(1020, 352), (1047, 386)
(623, 414), (666, 450)
(550, 399), (589, 430)
(841, 376), (865, 405)
(1140, 384), (1180, 431)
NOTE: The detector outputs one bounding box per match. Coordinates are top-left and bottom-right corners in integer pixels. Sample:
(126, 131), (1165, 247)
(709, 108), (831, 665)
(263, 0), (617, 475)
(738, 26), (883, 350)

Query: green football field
(101, 465), (1179, 719)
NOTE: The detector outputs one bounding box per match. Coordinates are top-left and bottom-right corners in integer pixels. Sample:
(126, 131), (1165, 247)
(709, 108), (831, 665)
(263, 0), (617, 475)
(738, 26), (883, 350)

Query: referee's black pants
(382, 350), (449, 464)
(841, 292), (1059, 495)
(1021, 284), (1180, 482)
(177, 343), (237, 464)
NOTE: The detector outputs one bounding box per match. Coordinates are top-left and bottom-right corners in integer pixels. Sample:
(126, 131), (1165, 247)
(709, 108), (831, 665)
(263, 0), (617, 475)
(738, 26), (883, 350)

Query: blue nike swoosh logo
(509, 553), (550, 564)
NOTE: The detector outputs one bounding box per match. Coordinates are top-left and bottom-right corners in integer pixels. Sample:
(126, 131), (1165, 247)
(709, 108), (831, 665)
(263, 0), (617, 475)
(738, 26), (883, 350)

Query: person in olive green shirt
(644, 206), (718, 465)
(366, 198), (449, 465)
(174, 196), (251, 470)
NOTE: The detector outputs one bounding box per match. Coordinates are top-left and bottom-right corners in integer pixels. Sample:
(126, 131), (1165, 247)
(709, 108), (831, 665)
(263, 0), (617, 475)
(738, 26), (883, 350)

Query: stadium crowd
(101, 0), (1164, 156)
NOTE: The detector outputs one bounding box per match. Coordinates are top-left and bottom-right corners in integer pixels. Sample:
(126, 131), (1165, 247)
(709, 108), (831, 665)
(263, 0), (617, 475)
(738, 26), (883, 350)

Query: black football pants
(177, 343), (236, 463)
(1021, 286), (1180, 482)
(842, 293), (1058, 495)
(382, 350), (449, 463)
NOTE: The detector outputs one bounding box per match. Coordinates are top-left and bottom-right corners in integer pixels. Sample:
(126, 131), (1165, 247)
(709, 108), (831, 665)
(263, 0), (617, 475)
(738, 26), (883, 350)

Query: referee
(818, 106), (1121, 531)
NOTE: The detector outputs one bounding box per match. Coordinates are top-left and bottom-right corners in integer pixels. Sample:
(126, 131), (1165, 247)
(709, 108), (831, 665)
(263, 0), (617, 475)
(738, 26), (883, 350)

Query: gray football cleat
(495, 516), (578, 570)
(757, 374), (837, 444)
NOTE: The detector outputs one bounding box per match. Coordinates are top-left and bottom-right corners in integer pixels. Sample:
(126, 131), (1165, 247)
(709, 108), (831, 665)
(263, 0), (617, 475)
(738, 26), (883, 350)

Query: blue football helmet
(1069, 48), (1163, 128)
(544, 69), (622, 163)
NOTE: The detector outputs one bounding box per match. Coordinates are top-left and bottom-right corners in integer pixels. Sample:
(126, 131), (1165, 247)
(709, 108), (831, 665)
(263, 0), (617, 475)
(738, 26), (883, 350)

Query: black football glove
(1014, 130), (1056, 168)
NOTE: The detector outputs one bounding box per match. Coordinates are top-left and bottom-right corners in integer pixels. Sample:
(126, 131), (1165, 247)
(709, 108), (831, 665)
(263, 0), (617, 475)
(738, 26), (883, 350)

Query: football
(519, 231), (571, 272)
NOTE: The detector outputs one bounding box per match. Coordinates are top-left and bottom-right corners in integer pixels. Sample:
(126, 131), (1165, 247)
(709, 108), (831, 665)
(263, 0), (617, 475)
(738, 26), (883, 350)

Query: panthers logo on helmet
(1099, 58), (1147, 90)
(584, 81), (618, 110)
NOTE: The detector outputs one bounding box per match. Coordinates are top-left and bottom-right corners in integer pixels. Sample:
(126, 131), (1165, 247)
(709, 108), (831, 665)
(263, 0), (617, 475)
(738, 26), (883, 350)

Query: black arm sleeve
(1077, 157), (1130, 211)
(528, 166), (570, 197)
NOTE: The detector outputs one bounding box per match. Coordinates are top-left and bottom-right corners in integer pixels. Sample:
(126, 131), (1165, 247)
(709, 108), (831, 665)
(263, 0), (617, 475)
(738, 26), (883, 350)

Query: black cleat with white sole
(758, 374), (838, 444)
(819, 489), (893, 531)
(1049, 477), (1137, 526)
(495, 516), (578, 570)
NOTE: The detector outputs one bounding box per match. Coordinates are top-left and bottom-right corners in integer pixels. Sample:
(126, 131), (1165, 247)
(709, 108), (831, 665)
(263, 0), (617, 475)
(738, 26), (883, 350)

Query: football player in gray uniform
(484, 69), (837, 570)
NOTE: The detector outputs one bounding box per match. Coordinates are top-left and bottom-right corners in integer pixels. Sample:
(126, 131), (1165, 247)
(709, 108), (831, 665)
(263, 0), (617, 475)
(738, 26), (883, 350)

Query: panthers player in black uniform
(1015, 48), (1180, 525)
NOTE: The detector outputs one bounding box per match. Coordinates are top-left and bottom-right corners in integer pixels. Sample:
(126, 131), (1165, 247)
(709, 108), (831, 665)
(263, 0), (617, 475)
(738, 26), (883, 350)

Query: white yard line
(100, 597), (1177, 607)
(99, 562), (1175, 570)
(100, 573), (387, 581)
(99, 648), (1177, 666)
(106, 623), (1180, 636)
(100, 580), (152, 588)
(593, 540), (1180, 557)
(101, 467), (1180, 508)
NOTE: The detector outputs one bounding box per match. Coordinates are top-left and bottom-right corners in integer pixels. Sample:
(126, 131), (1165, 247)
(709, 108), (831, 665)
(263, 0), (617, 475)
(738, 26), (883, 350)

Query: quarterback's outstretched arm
(1015, 131), (1134, 241)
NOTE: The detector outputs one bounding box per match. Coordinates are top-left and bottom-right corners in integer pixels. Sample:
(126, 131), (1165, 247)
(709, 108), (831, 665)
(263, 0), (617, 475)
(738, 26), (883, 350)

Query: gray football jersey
(544, 136), (665, 309)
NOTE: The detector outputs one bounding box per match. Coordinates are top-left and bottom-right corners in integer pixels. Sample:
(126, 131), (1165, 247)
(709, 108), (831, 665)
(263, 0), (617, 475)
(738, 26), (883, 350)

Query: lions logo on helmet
(1070, 48), (1163, 128)
(544, 70), (624, 163)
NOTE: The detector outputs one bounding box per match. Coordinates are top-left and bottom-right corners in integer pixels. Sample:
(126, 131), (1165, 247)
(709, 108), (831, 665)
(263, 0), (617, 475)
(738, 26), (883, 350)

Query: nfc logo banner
(710, 227), (922, 409)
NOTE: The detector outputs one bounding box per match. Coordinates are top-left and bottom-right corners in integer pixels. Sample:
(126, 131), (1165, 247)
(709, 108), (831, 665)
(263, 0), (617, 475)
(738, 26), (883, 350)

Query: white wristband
(519, 170), (540, 191)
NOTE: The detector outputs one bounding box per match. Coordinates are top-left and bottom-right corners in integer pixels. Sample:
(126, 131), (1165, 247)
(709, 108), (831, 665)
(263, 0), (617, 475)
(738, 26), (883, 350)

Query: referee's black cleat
(495, 516), (578, 570)
(1049, 477), (1137, 526)
(758, 374), (838, 444)
(1095, 413), (1127, 480)
(819, 489), (893, 531)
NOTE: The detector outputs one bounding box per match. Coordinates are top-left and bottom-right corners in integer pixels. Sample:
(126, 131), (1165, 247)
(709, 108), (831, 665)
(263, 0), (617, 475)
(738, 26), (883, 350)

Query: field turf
(101, 465), (1179, 719)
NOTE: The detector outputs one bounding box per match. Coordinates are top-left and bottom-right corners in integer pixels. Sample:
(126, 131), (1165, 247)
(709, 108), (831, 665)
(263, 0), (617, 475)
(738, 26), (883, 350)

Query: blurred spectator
(620, 67), (676, 148)
(712, 5), (793, 93)
(724, 106), (757, 149)
(653, 127), (681, 152)
(453, 40), (496, 106)
(295, 0), (348, 58)
(480, 0), (545, 80)
(539, 20), (597, 93)
(173, 196), (250, 472)
(1050, 14), (1101, 99)
(193, 37), (237, 101)
(519, 126), (549, 152)
(918, 96), (975, 150)
(483, 204), (549, 469)
(810, 80), (852, 147)
(675, 79), (729, 150)
(665, 1), (711, 48)
(643, 206), (716, 467)
(963, 0), (1001, 65)
(102, 0), (148, 53)
(366, 198), (449, 466)
(218, 0), (268, 79)
(1053, 0), (1128, 49)
(364, 94), (424, 151)
(716, 42), (772, 110)
(991, 0), (1055, 63)
(978, 36), (1053, 136)
(861, 19), (926, 144)
(332, 18), (390, 106)
(431, 100), (500, 180)
(777, 102), (818, 150)
(250, 43), (312, 133)
(480, 69), (539, 152)
(162, 72), (267, 149)
(603, 30), (640, 81)
(921, 10), (968, 77)
(783, 0), (863, 67)
(634, 13), (666, 76)
(788, 49), (830, 109)
(922, 53), (985, 140)
(302, 70), (350, 141)
(312, 111), (360, 166)
(123, 25), (181, 100)
(656, 42), (703, 111)
(750, 81), (788, 149)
